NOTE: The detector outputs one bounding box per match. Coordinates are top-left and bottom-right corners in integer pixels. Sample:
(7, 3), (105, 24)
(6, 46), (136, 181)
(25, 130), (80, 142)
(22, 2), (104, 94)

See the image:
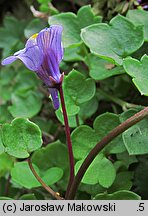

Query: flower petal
(37, 25), (63, 63)
(15, 37), (43, 71)
(49, 25), (63, 63)
(1, 56), (17, 65)
(47, 51), (61, 82)
(49, 88), (60, 110)
(1, 37), (43, 71)
(17, 45), (43, 71)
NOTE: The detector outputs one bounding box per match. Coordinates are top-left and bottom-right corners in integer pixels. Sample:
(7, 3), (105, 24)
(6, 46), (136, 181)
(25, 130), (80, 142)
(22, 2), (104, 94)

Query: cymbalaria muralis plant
(0, 2), (148, 200)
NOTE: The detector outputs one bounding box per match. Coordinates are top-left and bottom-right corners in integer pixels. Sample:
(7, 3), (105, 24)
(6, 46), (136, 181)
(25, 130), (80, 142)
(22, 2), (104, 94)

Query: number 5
(139, 203), (144, 211)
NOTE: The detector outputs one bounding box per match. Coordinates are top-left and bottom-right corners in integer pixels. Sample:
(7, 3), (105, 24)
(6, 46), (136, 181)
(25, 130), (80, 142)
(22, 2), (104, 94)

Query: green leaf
(123, 55), (148, 96)
(75, 156), (116, 187)
(42, 167), (63, 185)
(63, 46), (84, 62)
(37, 0), (51, 4)
(0, 67), (17, 86)
(8, 91), (42, 118)
(56, 70), (96, 125)
(24, 19), (47, 38)
(32, 141), (69, 190)
(11, 162), (63, 189)
(49, 12), (81, 47)
(120, 109), (148, 155)
(116, 151), (138, 168)
(11, 162), (40, 188)
(0, 153), (14, 177)
(81, 15), (144, 65)
(32, 140), (68, 171)
(56, 111), (83, 128)
(72, 125), (99, 160)
(14, 69), (40, 94)
(19, 194), (37, 200)
(79, 96), (98, 120)
(77, 5), (102, 29)
(134, 155), (148, 199)
(0, 66), (17, 103)
(79, 183), (105, 196)
(0, 197), (13, 200)
(127, 9), (148, 41)
(93, 190), (141, 200)
(64, 70), (96, 109)
(108, 171), (134, 193)
(72, 112), (125, 160)
(1, 118), (42, 158)
(0, 105), (13, 124)
(0, 16), (27, 57)
(93, 112), (126, 154)
(86, 54), (124, 80)
(49, 5), (101, 47)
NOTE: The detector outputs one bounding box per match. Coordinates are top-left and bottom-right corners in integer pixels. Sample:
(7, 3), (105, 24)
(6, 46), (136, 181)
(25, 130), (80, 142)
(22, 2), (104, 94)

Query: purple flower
(1, 25), (63, 109)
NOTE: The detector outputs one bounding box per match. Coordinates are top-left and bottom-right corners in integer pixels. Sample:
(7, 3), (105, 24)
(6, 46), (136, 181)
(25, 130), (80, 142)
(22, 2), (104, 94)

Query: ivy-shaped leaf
(56, 69), (96, 124)
(49, 5), (102, 47)
(86, 53), (124, 80)
(123, 55), (148, 96)
(72, 112), (125, 160)
(81, 15), (144, 65)
(11, 162), (63, 189)
(32, 140), (69, 190)
(127, 9), (148, 42)
(32, 140), (69, 171)
(1, 118), (42, 158)
(120, 109), (148, 155)
(8, 91), (42, 118)
(75, 156), (116, 188)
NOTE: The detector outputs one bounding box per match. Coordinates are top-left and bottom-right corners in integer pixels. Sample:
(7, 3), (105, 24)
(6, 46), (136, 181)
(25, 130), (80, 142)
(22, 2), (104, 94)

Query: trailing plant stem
(67, 107), (148, 199)
(28, 158), (63, 200)
(58, 84), (75, 198)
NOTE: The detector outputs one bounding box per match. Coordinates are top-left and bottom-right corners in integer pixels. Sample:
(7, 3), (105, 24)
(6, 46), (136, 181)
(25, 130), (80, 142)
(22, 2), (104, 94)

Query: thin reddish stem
(67, 107), (148, 199)
(58, 84), (75, 198)
(28, 158), (63, 200)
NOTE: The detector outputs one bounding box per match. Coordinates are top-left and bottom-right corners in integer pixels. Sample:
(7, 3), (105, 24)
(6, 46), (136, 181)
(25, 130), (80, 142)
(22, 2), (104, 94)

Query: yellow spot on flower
(31, 33), (38, 39)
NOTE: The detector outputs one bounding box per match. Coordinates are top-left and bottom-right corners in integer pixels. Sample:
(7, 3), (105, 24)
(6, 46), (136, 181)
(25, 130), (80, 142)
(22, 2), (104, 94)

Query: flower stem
(98, 88), (140, 111)
(67, 107), (148, 199)
(28, 158), (64, 200)
(58, 84), (75, 198)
